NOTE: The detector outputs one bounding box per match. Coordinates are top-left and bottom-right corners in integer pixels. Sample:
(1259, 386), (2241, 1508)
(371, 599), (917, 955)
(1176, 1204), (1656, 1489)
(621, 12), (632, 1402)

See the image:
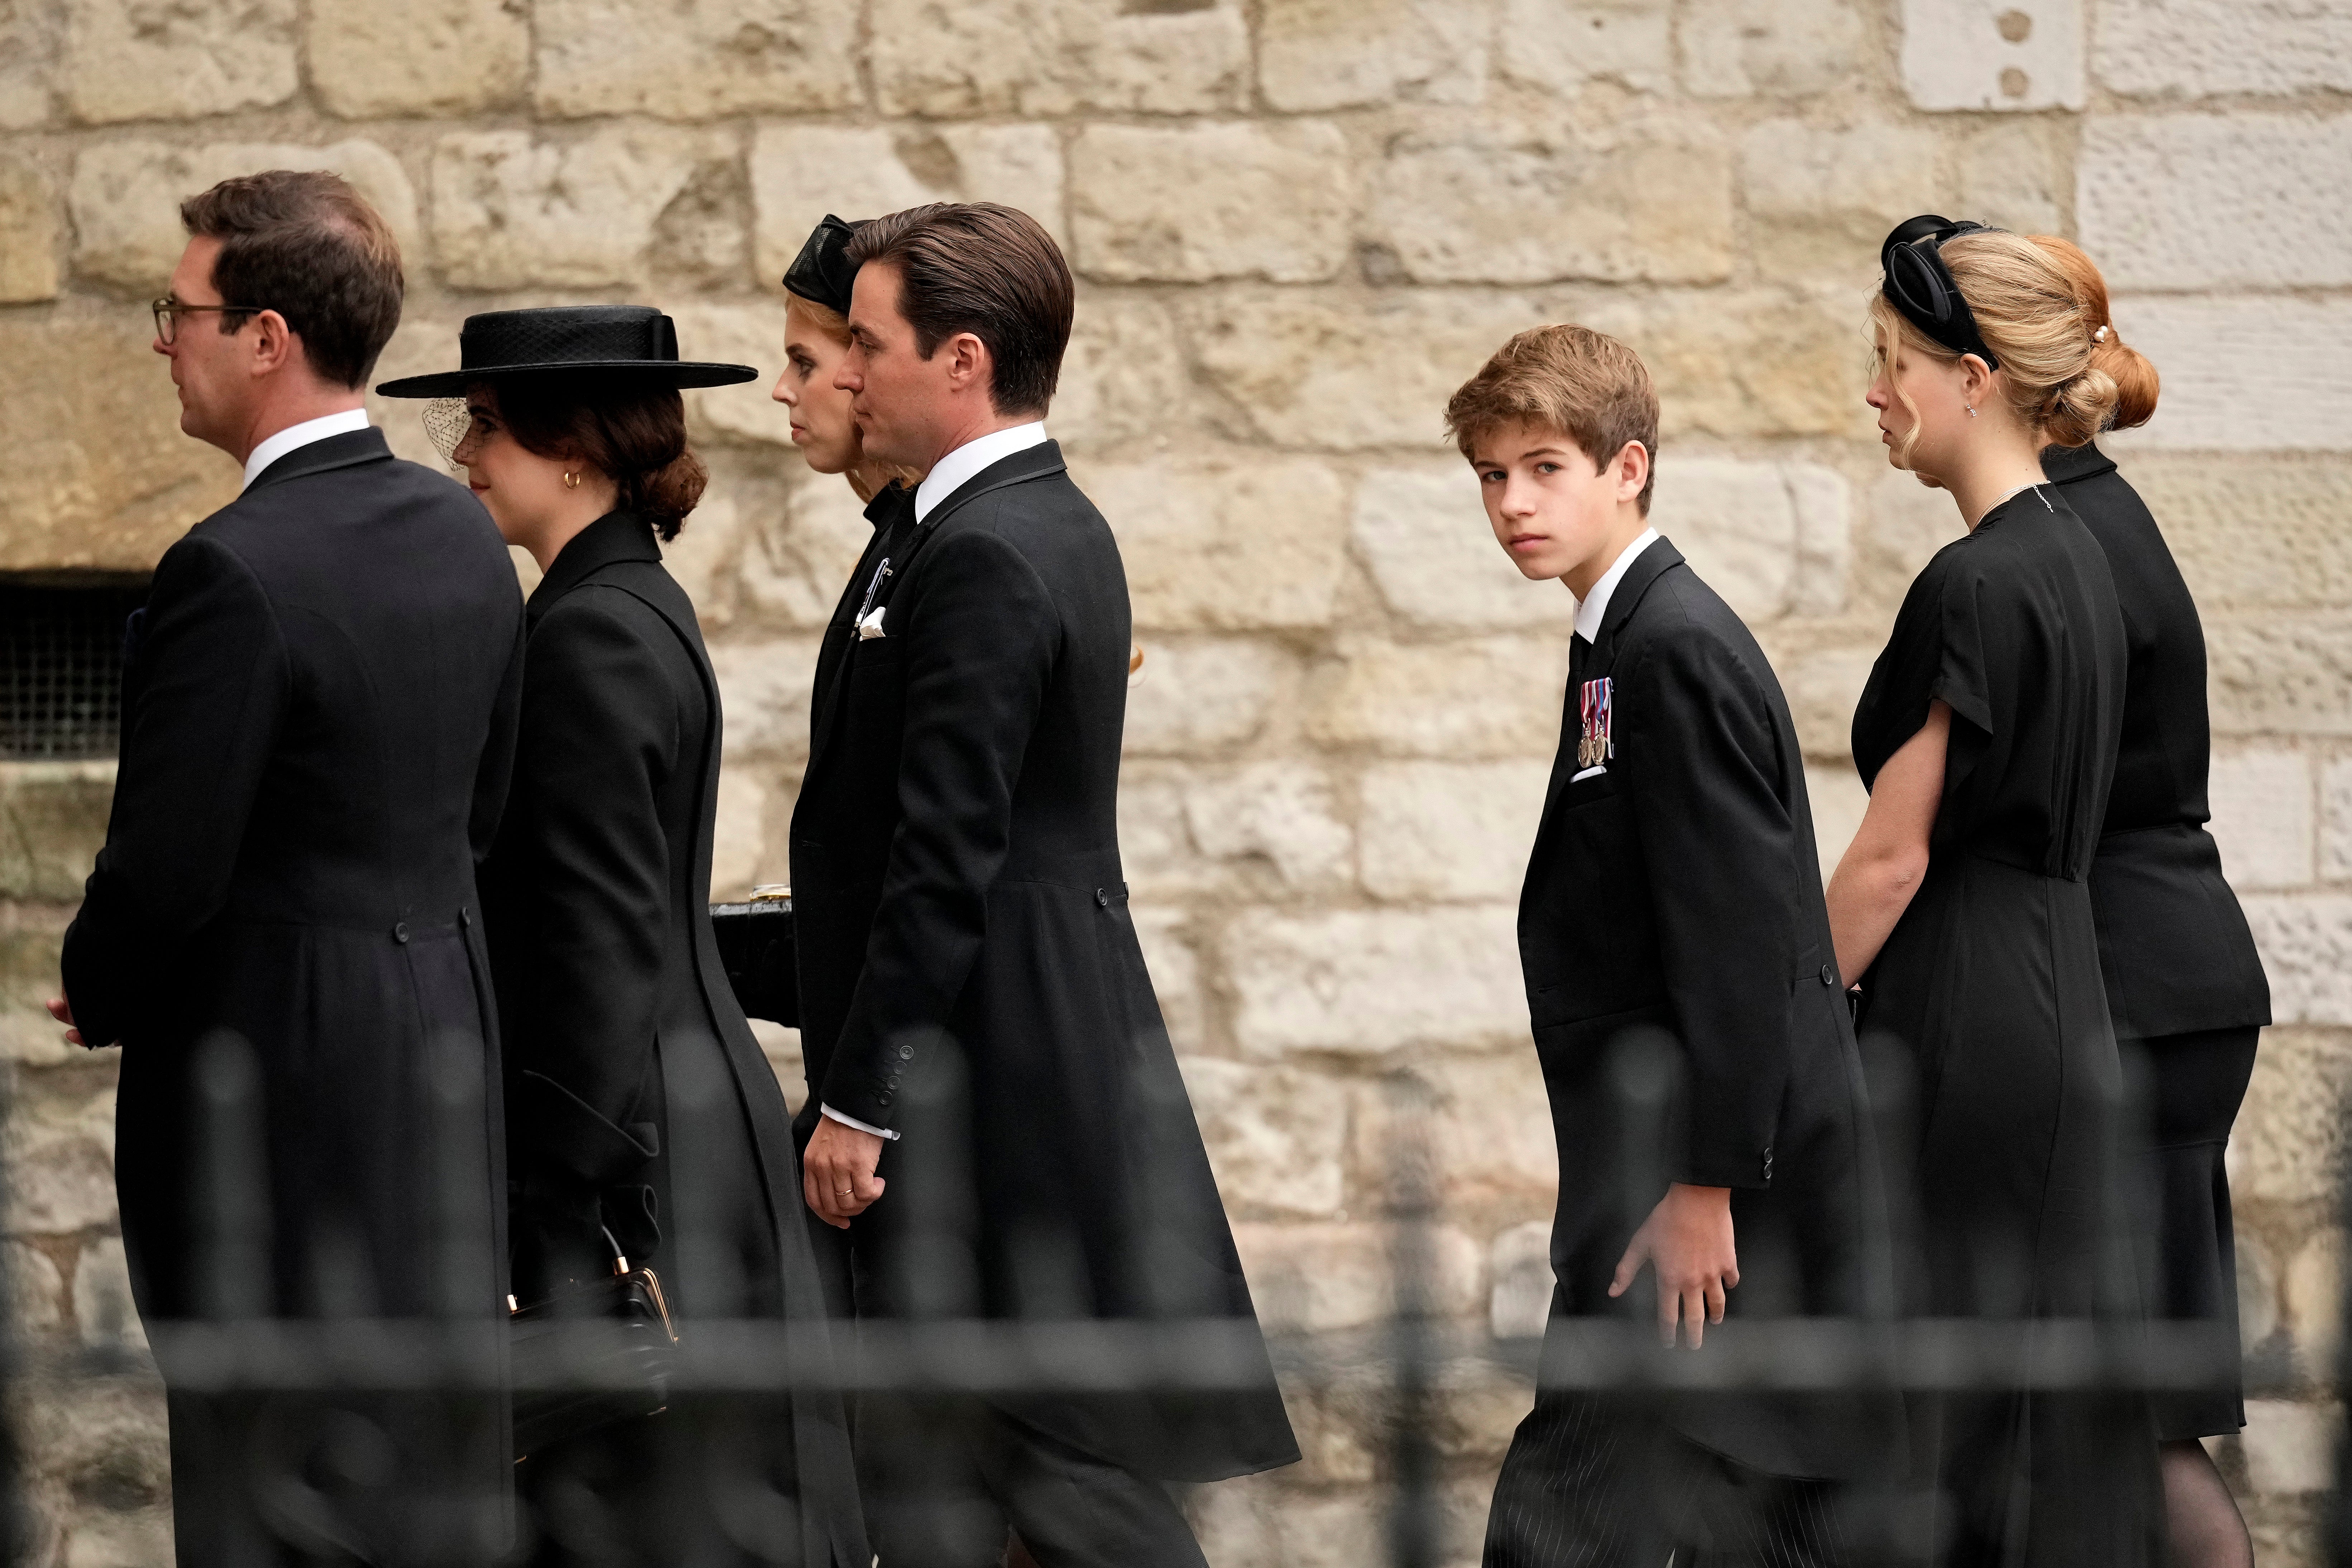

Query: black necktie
(1569, 631), (1593, 687)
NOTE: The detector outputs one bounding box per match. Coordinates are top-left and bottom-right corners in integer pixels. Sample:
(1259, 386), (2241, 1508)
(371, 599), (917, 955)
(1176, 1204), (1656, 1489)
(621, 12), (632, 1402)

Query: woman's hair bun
(2042, 364), (2122, 450)
(2031, 234), (2159, 433)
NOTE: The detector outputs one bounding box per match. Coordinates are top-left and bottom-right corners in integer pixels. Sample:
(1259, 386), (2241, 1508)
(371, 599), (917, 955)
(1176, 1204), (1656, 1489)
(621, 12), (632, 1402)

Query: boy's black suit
(62, 428), (524, 1566)
(1487, 538), (1903, 1563)
(788, 440), (1296, 1562)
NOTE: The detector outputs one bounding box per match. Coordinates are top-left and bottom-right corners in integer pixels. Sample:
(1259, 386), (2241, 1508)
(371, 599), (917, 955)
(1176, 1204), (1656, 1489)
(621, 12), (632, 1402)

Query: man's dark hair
(180, 169), (404, 391)
(846, 202), (1074, 417)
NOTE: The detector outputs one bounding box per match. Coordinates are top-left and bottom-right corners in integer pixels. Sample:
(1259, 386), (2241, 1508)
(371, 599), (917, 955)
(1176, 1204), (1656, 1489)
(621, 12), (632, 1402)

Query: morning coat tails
(63, 427), (524, 1567)
(788, 440), (1299, 1483)
(1499, 538), (1904, 1486)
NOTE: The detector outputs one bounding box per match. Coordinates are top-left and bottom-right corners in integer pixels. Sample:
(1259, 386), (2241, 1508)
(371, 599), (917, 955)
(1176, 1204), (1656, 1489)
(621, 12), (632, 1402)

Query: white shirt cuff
(821, 1103), (900, 1141)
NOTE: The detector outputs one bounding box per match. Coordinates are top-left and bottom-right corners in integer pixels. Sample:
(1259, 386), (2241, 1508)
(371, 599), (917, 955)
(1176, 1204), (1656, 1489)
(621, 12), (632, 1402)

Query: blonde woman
(1827, 218), (2160, 1564)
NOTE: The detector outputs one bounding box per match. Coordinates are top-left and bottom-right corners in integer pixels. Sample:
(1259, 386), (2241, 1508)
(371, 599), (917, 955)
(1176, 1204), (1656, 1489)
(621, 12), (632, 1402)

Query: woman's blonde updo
(1870, 229), (2156, 449)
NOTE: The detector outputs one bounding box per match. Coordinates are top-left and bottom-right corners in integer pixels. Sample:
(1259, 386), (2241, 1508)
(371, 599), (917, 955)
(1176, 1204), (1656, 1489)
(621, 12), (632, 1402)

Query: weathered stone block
(308, 0), (527, 117)
(1352, 464), (1573, 632)
(1954, 121), (2070, 236)
(1359, 761), (1549, 903)
(71, 1233), (144, 1351)
(1349, 1054), (1558, 1211)
(2207, 614), (2352, 736)
(1740, 121), (1941, 283)
(2234, 1027), (2352, 1202)
(0, 762), (113, 903)
(1258, 0), (1485, 110)
(0, 154), (57, 302)
(1490, 1218), (1553, 1338)
(1183, 762), (1354, 891)
(1230, 1220), (1482, 1332)
(1185, 289), (1547, 454)
(1497, 0), (1671, 96)
(1807, 762), (1870, 882)
(2241, 1398), (2342, 1495)
(1053, 294), (1189, 451)
(1132, 907), (1204, 1051)
(735, 471), (878, 631)
(750, 124), (1067, 284)
(1222, 905), (1527, 1057)
(1645, 457), (1826, 623)
(1681, 0), (1862, 97)
(2245, 897), (2352, 1025)
(1087, 456), (1348, 631)
(2322, 757), (2352, 885)
(1, 909), (75, 1068)
(871, 0), (1250, 117)
(1783, 647), (1875, 763)
(4, 1069), (120, 1233)
(2208, 748), (2314, 891)
(1308, 635), (1571, 760)
(2081, 118), (2352, 292)
(536, 0), (858, 118)
(62, 0), (296, 123)
(1586, 288), (1875, 441)
(710, 768), (764, 902)
(1071, 122), (1352, 285)
(1901, 0), (2084, 111)
(1372, 127), (1730, 286)
(0, 316), (240, 573)
(6, 1241), (63, 1333)
(2241, 1227), (2282, 1349)
(2109, 296), (2352, 451)
(1123, 637), (1296, 757)
(2285, 1227), (2342, 1381)
(0, 0), (54, 128)
(660, 301), (792, 449)
(2095, 0), (2352, 98)
(709, 636), (823, 760)
(430, 127), (719, 291)
(1180, 1057), (1349, 1220)
(2128, 454), (2352, 611)
(1118, 766), (1210, 902)
(72, 138), (419, 294)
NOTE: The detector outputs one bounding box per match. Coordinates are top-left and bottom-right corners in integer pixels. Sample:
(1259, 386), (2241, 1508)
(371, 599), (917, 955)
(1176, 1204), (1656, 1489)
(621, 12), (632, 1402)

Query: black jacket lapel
(1589, 536), (1686, 671)
(525, 510), (663, 629)
(805, 485), (914, 781)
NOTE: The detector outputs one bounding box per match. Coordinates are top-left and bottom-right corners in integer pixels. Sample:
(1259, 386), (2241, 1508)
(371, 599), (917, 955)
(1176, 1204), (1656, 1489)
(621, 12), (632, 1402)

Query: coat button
(1094, 887), (1109, 907)
(1819, 963), (1836, 987)
(898, 1044), (914, 1060)
(877, 1092), (894, 1107)
(393, 922), (409, 944)
(460, 906), (472, 929)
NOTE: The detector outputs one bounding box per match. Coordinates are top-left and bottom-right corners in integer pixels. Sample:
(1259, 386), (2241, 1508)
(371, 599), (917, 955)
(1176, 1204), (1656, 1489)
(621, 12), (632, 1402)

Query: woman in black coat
(2037, 240), (2266, 1568)
(379, 307), (868, 1568)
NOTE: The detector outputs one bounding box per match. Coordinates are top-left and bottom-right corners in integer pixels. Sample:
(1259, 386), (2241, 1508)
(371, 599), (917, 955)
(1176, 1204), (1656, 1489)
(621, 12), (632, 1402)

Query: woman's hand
(1610, 1183), (1739, 1348)
(45, 996), (85, 1048)
(802, 1117), (886, 1230)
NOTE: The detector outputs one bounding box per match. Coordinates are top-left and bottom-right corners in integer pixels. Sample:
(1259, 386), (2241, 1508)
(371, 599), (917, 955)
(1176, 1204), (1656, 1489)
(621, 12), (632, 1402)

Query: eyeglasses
(151, 298), (264, 345)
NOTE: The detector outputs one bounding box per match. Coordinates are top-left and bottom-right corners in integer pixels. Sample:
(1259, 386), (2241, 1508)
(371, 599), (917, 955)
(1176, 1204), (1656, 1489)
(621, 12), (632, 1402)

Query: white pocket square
(1570, 764), (1607, 782)
(856, 607), (887, 640)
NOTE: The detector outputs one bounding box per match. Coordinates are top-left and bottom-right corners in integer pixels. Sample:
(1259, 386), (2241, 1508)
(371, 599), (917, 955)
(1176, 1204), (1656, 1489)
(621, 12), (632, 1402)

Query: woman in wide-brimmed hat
(379, 306), (868, 1568)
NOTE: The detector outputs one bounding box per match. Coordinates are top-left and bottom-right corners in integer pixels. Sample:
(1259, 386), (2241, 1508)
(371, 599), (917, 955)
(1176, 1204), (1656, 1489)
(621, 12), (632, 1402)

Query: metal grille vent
(0, 576), (150, 761)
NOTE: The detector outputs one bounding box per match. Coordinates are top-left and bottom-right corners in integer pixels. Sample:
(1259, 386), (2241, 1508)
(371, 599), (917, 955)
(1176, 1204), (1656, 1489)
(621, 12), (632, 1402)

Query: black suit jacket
(62, 428), (522, 1563)
(788, 441), (1297, 1482)
(2042, 443), (2269, 1039)
(477, 511), (866, 1566)
(1520, 538), (1901, 1481)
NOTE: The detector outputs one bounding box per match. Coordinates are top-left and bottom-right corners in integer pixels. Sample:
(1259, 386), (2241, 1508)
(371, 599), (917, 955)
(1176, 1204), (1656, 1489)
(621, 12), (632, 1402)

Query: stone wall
(3, 0), (2349, 1561)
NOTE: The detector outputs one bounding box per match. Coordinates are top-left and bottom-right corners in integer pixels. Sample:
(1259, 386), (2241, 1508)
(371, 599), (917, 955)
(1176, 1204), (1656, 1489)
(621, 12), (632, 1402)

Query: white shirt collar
(241, 408), (372, 491)
(913, 421), (1050, 524)
(1572, 527), (1661, 643)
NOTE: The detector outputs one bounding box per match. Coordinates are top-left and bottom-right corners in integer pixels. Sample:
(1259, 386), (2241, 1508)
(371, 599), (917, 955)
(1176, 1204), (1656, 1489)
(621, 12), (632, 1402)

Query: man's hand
(1608, 1183), (1738, 1348)
(45, 996), (85, 1049)
(802, 1117), (886, 1231)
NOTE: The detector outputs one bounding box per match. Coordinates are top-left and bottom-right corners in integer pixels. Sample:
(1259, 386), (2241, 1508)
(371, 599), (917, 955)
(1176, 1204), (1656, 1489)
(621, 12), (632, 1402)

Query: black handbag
(709, 884), (799, 1026)
(507, 1227), (678, 1461)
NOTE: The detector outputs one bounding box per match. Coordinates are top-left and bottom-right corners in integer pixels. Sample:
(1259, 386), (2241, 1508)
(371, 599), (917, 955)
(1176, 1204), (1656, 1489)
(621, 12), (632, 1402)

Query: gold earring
(563, 470), (580, 489)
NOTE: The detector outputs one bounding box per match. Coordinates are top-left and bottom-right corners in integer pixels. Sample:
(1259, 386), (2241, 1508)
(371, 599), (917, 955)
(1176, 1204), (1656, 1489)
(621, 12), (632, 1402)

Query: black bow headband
(783, 214), (867, 317)
(1880, 215), (2002, 371)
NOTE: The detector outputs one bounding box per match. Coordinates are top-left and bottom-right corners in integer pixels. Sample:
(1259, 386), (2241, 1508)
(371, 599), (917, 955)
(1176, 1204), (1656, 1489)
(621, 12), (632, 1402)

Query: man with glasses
(50, 169), (524, 1567)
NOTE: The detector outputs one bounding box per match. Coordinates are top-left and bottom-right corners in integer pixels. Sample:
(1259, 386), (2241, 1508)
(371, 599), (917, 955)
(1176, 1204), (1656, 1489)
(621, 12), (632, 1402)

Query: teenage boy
(1449, 326), (1902, 1565)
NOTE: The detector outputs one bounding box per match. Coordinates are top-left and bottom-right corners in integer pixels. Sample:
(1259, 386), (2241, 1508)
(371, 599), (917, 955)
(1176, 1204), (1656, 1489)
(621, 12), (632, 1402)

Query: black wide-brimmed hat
(375, 305), (759, 398)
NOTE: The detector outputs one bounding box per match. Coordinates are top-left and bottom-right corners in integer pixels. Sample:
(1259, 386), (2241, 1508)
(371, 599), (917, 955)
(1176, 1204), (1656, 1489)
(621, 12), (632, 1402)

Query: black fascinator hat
(374, 305), (759, 399)
(782, 214), (868, 317)
(1880, 215), (2003, 370)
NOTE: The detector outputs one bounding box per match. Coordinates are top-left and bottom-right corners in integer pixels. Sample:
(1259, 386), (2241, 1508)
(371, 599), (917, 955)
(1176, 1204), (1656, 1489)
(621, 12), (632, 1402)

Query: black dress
(1850, 485), (2161, 1565)
(479, 511), (867, 1568)
(2044, 442), (2270, 1440)
(63, 428), (524, 1567)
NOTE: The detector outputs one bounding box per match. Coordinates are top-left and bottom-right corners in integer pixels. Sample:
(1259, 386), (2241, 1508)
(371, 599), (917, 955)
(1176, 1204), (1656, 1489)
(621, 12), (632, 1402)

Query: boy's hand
(1608, 1183), (1738, 1348)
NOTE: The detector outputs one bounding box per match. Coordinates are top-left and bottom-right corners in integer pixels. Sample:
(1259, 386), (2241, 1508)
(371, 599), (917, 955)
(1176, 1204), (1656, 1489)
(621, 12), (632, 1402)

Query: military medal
(1577, 677), (1613, 769)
